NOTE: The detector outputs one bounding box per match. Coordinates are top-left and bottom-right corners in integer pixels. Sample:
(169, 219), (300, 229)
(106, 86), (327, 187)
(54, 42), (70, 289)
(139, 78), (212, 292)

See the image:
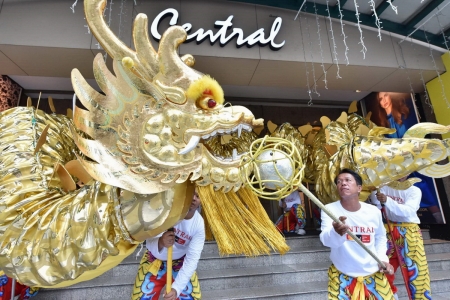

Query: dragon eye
(197, 97), (219, 110)
(207, 99), (216, 108)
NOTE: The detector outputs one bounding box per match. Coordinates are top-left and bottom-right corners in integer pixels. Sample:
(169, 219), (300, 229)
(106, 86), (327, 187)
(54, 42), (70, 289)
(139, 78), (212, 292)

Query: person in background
(132, 190), (205, 300)
(320, 169), (394, 299)
(370, 177), (431, 300)
(376, 92), (443, 224)
(376, 92), (412, 139)
(275, 190), (306, 235)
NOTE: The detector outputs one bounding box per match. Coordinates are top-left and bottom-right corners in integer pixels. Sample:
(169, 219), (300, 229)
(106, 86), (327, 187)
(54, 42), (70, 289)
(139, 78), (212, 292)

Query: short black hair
(335, 168), (363, 186)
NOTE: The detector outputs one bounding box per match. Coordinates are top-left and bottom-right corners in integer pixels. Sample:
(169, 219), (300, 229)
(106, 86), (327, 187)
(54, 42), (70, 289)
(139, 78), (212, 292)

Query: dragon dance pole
(166, 245), (173, 294)
(166, 227), (174, 295)
(11, 278), (16, 300)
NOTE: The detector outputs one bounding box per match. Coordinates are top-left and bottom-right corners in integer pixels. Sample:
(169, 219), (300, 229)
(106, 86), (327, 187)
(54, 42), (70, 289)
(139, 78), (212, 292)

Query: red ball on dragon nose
(207, 99), (216, 108)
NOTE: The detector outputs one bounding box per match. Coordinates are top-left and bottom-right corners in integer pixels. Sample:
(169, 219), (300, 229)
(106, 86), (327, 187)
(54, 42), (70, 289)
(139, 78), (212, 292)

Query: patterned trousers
(384, 222), (431, 299)
(327, 264), (394, 300)
(132, 250), (201, 300)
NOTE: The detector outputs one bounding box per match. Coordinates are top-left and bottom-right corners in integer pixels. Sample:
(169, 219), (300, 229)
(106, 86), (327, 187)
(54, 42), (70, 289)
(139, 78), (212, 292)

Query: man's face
(190, 191), (201, 211)
(336, 173), (362, 199)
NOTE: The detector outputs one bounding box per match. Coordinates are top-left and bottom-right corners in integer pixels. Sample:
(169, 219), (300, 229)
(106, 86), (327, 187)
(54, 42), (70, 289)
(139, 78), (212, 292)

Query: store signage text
(150, 8), (285, 50)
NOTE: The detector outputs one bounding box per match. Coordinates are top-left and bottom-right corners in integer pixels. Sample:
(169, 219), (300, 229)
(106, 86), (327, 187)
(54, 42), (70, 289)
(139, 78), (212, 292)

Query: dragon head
(71, 0), (262, 194)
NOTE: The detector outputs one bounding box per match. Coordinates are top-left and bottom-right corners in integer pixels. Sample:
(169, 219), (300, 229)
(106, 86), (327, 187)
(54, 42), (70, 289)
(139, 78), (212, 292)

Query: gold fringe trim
(200, 206), (215, 241)
(198, 185), (290, 256)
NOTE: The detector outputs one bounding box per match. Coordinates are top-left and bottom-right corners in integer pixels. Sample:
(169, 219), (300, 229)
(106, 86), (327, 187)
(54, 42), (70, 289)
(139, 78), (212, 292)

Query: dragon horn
(158, 26), (202, 90)
(84, 0), (138, 62)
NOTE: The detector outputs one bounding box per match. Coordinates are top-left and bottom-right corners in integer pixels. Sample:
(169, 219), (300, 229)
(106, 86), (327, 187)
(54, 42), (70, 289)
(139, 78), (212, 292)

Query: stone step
(34, 239), (450, 289)
(201, 269), (450, 299)
(395, 270), (450, 298)
(119, 237), (450, 270)
(32, 236), (450, 300)
(34, 272), (450, 300)
(399, 292), (450, 300)
(424, 239), (450, 254)
(197, 252), (450, 292)
(33, 249), (450, 295)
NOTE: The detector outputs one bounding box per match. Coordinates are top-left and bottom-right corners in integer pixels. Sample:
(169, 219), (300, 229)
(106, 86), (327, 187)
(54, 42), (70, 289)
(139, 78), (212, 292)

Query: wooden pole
(166, 227), (175, 295)
(166, 245), (173, 294)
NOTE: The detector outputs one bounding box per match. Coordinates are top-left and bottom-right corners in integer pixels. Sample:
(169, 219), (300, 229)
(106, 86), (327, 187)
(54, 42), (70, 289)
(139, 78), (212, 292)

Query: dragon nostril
(207, 99), (216, 108)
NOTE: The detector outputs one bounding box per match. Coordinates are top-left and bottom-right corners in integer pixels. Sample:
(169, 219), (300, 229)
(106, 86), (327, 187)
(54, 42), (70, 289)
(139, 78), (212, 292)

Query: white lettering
(150, 8), (285, 49)
(150, 8), (179, 40)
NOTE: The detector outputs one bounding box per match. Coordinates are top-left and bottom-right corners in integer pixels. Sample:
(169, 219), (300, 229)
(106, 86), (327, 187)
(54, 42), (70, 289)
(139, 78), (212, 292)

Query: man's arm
(319, 207), (347, 248)
(374, 209), (389, 263)
(369, 190), (382, 209)
(379, 187), (421, 218)
(146, 233), (164, 254)
(171, 216), (205, 297)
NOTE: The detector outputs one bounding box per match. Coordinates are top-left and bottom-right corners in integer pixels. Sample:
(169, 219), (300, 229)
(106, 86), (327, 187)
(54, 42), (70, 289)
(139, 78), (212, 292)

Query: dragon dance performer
(132, 191), (205, 300)
(320, 169), (395, 300)
(275, 190), (306, 235)
(370, 176), (432, 300)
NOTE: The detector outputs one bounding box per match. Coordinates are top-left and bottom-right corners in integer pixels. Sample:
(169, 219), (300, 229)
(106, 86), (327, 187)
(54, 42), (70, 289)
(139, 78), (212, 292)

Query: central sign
(150, 8), (285, 50)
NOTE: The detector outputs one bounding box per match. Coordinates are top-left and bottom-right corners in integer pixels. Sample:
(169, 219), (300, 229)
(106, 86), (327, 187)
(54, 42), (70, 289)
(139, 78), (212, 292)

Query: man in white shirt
(275, 190), (306, 235)
(370, 177), (431, 300)
(320, 169), (395, 299)
(132, 190), (205, 300)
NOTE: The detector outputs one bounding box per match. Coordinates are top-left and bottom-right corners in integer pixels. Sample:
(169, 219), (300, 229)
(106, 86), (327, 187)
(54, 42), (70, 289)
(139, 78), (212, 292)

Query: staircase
(34, 230), (450, 300)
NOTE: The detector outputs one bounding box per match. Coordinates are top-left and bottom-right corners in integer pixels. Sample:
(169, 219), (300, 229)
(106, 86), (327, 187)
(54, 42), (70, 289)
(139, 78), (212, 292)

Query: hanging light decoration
(313, 0), (328, 89)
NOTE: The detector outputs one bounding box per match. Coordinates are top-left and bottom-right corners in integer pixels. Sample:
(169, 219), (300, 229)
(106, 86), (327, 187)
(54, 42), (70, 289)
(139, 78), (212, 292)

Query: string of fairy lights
(302, 4), (320, 97)
(337, 0), (350, 66)
(353, 0), (368, 59)
(313, 1), (328, 90)
(70, 0), (449, 110)
(326, 0), (341, 79)
(369, 0), (383, 41)
(298, 14), (314, 106)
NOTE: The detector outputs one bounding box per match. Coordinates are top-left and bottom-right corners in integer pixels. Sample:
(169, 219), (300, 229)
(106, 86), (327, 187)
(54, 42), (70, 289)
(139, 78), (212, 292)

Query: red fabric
(347, 278), (370, 298)
(0, 276), (35, 300)
(276, 210), (296, 232)
(386, 248), (399, 294)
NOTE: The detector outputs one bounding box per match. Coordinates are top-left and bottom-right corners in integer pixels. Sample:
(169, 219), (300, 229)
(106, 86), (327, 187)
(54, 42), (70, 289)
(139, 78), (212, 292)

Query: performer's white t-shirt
(369, 185), (421, 224)
(320, 201), (388, 277)
(146, 211), (205, 296)
(279, 191), (301, 209)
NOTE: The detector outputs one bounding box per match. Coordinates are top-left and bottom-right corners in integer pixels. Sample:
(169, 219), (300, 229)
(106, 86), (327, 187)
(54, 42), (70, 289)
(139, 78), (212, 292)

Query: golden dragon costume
(0, 0), (289, 288)
(269, 104), (450, 204)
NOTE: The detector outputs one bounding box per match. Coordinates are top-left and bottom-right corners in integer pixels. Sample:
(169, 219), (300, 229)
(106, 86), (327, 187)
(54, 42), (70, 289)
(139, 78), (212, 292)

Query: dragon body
(0, 0), (270, 287)
(271, 111), (450, 204)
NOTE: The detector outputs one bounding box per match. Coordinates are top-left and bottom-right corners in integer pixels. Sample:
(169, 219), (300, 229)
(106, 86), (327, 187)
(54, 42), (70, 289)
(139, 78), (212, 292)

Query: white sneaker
(296, 229), (306, 235)
(393, 293), (399, 300)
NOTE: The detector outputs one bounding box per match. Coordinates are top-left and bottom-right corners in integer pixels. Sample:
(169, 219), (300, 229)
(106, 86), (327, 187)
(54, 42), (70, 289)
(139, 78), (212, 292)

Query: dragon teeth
(178, 135), (201, 155)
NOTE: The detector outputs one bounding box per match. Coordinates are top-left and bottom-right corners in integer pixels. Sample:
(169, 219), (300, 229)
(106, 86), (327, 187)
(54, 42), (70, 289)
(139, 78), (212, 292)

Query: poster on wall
(363, 91), (446, 224)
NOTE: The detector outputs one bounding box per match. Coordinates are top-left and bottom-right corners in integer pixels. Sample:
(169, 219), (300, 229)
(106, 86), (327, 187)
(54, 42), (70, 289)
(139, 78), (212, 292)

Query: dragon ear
(267, 120), (278, 134)
(48, 97), (56, 113)
(348, 101), (358, 113)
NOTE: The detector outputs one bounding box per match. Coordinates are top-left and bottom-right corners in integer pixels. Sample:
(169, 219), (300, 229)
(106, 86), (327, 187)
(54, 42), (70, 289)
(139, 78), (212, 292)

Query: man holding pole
(320, 169), (395, 299)
(370, 176), (432, 300)
(132, 191), (205, 300)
